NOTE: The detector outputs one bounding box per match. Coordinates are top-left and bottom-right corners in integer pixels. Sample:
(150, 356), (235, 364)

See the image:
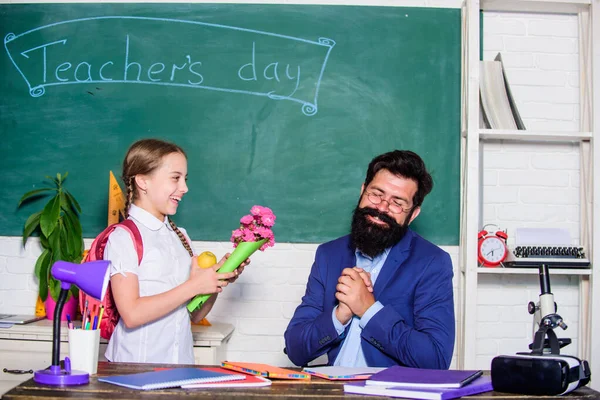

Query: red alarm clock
(477, 227), (508, 267)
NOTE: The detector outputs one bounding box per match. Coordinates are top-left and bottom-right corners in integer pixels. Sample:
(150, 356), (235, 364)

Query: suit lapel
(373, 230), (414, 295)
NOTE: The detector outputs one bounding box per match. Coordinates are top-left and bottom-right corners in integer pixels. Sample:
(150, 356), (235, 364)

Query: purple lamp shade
(51, 260), (110, 300)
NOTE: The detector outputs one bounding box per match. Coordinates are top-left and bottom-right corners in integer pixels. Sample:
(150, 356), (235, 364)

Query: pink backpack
(79, 220), (143, 340)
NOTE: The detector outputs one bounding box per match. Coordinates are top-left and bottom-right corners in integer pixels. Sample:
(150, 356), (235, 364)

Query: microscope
(525, 264), (569, 355)
(490, 264), (591, 395)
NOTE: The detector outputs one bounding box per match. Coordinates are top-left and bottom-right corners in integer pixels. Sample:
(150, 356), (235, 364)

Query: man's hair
(364, 150), (433, 207)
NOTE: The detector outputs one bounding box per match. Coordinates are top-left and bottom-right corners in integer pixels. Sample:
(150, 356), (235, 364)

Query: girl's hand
(221, 253), (251, 284)
(188, 257), (236, 295)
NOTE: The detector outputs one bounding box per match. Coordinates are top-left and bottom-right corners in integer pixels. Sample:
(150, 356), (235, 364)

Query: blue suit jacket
(284, 229), (455, 369)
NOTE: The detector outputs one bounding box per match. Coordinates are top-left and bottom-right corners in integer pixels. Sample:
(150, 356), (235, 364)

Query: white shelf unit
(477, 267), (592, 276)
(458, 0), (600, 388)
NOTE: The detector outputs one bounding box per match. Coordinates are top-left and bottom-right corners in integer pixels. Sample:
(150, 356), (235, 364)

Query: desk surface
(2, 362), (599, 400)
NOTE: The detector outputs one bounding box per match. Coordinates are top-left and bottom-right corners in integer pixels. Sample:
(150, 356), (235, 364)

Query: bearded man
(284, 150), (455, 369)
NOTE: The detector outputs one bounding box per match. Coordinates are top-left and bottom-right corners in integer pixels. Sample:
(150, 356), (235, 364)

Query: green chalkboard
(0, 3), (461, 244)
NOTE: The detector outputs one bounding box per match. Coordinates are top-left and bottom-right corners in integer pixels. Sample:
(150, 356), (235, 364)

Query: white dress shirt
(332, 248), (389, 367)
(104, 204), (195, 364)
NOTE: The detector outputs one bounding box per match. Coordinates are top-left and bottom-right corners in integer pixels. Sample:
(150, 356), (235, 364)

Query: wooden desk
(0, 321), (233, 396)
(2, 362), (599, 400)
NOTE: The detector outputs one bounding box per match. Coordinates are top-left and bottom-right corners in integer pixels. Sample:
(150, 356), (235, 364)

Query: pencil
(97, 305), (105, 329)
(82, 300), (88, 329)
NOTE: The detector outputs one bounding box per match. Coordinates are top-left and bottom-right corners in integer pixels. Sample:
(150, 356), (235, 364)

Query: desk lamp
(33, 260), (110, 386)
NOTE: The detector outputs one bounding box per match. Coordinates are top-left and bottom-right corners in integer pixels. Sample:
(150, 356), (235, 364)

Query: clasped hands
(335, 267), (375, 325)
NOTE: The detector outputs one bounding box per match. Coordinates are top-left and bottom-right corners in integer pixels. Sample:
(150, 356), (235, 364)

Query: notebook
(221, 361), (310, 380)
(303, 366), (386, 380)
(366, 366), (483, 388)
(345, 376), (493, 400)
(0, 314), (44, 324)
(181, 367), (271, 388)
(98, 367), (245, 390)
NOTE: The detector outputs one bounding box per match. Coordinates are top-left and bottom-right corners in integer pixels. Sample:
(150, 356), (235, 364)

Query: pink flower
(261, 214), (275, 227)
(242, 230), (256, 242)
(260, 206), (273, 216)
(240, 214), (254, 225)
(250, 205), (263, 216)
(230, 205), (276, 252)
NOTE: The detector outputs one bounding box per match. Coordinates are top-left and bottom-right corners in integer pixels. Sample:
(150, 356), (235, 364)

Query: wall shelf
(478, 130), (592, 142)
(477, 267), (592, 276)
(481, 0), (590, 14)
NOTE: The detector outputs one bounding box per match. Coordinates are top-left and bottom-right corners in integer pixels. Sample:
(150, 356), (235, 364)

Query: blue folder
(99, 367), (245, 390)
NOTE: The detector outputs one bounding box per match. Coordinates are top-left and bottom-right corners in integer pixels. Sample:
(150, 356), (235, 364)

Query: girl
(104, 138), (246, 364)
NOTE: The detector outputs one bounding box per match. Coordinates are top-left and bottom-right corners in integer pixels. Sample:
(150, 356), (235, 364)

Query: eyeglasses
(364, 191), (413, 214)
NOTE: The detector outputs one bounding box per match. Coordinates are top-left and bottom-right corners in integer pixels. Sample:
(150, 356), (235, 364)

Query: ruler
(108, 171), (126, 225)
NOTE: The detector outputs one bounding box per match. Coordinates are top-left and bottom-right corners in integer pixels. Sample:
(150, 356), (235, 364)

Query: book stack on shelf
(343, 366), (493, 400)
(480, 52), (526, 130)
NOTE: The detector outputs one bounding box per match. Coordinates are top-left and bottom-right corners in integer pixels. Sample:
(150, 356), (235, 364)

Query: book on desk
(345, 376), (493, 400)
(343, 366), (493, 400)
(98, 367), (245, 390)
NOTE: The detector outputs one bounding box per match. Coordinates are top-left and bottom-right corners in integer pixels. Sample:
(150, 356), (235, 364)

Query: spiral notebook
(181, 367), (271, 388)
(98, 367), (245, 390)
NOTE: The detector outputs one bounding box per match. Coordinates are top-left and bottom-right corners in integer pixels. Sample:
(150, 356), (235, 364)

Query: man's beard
(350, 206), (411, 258)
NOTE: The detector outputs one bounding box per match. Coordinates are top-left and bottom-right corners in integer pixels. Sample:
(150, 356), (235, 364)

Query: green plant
(18, 173), (84, 302)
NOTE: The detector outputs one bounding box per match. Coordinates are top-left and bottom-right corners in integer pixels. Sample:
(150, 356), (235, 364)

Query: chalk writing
(4, 16), (335, 116)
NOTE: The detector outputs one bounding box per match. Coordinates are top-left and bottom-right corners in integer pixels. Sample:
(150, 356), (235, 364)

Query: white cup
(68, 328), (100, 375)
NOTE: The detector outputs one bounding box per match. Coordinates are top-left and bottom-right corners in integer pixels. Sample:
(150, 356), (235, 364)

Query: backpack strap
(116, 220), (143, 264)
(79, 220), (143, 313)
(92, 220), (143, 264)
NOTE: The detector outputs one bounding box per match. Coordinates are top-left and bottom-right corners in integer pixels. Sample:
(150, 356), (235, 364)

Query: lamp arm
(52, 288), (69, 366)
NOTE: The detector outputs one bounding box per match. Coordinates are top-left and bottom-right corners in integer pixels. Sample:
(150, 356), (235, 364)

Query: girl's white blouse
(104, 204), (195, 364)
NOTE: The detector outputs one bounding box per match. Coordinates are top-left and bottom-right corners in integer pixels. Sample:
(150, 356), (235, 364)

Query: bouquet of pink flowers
(187, 205), (276, 312)
(231, 205), (276, 251)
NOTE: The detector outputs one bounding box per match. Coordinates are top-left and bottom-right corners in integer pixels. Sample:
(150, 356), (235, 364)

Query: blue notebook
(345, 376), (493, 400)
(98, 367), (245, 390)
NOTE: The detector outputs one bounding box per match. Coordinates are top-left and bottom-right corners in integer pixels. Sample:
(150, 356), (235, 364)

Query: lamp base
(33, 358), (89, 386)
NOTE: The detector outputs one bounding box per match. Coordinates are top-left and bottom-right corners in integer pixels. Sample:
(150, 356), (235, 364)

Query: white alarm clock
(477, 228), (508, 267)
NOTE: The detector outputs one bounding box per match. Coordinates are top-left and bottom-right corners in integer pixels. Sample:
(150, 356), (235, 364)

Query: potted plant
(18, 172), (84, 320)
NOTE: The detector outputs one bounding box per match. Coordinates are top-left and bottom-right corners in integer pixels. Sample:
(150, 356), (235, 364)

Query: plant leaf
(63, 208), (83, 238)
(22, 211), (42, 245)
(47, 228), (62, 261)
(40, 234), (49, 249)
(49, 277), (61, 302)
(37, 250), (51, 302)
(34, 249), (50, 280)
(59, 219), (80, 263)
(62, 211), (83, 260)
(64, 190), (82, 214)
(17, 188), (54, 207)
(40, 195), (60, 238)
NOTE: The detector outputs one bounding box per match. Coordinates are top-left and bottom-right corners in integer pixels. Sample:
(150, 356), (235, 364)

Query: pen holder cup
(68, 328), (100, 375)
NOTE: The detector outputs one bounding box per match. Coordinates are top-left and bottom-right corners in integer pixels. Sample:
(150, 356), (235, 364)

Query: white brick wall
(0, 7), (588, 371)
